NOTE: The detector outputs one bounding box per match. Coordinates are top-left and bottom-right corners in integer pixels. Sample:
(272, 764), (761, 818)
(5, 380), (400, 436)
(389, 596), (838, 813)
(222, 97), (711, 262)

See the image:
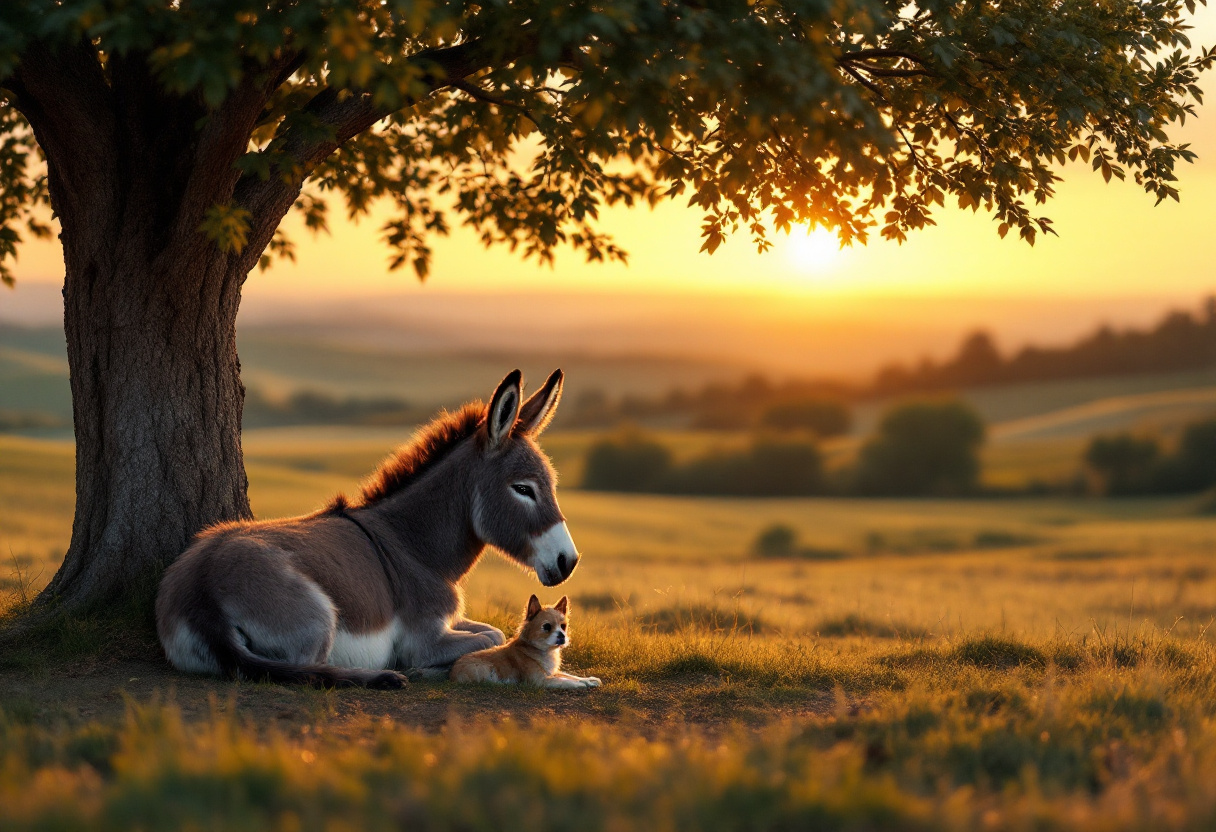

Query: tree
(0, 1), (1211, 618)
(855, 399), (985, 495)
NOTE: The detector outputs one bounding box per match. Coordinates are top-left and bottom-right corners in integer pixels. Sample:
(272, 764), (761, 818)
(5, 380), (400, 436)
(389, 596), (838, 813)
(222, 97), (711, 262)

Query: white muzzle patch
(532, 521), (579, 586)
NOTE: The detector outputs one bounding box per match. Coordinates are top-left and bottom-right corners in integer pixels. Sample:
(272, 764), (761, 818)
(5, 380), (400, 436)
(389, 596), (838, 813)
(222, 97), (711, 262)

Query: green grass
(2, 636), (1216, 830)
(4, 432), (1216, 829)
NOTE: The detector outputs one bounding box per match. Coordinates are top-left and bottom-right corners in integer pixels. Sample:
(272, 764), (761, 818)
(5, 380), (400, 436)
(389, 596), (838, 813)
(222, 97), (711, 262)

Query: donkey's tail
(226, 643), (408, 689)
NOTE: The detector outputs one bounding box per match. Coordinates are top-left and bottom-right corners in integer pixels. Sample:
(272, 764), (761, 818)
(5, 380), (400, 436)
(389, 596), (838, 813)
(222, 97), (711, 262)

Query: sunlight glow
(786, 226), (843, 273)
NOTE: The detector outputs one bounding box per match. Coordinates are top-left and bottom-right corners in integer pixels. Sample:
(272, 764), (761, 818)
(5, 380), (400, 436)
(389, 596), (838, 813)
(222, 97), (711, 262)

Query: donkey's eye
(542, 623), (552, 632)
(511, 483), (537, 500)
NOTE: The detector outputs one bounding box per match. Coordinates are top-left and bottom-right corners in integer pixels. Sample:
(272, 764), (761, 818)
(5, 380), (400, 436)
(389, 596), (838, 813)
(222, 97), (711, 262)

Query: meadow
(2, 431), (1216, 830)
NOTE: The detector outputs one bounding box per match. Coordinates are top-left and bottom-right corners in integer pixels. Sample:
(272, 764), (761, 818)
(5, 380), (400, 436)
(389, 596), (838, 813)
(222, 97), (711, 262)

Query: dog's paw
(366, 670), (409, 690)
(582, 676), (602, 688)
(484, 627), (506, 646)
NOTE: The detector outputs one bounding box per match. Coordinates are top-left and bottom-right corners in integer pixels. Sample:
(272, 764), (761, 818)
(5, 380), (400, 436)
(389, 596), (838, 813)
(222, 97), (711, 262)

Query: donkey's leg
(452, 618), (505, 645)
(409, 623), (502, 668)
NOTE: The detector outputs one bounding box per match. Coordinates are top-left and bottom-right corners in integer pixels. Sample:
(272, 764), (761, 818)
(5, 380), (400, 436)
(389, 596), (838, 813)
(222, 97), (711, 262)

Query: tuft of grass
(751, 524), (847, 560)
(972, 529), (1038, 549)
(953, 635), (1047, 670)
(0, 600), (160, 672)
(816, 614), (930, 640)
(575, 591), (634, 612)
(637, 603), (768, 635)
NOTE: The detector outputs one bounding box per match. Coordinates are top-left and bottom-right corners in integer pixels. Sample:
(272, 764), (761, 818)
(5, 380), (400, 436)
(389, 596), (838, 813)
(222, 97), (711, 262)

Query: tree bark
(43, 237), (253, 615)
(4, 42), (281, 618)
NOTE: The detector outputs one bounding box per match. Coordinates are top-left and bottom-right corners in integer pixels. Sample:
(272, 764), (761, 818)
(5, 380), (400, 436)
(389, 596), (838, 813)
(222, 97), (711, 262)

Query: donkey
(155, 369), (578, 688)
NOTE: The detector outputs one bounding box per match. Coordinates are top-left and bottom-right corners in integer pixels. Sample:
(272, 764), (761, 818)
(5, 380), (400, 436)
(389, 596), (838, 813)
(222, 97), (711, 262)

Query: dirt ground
(0, 653), (836, 741)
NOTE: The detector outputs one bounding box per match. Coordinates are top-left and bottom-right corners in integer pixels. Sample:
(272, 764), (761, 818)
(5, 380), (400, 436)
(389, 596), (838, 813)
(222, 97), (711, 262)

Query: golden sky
(10, 7), (1216, 309)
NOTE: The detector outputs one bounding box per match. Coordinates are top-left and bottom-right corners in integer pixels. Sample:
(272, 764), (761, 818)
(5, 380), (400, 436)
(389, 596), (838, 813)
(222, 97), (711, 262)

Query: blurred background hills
(3, 286), (1215, 499)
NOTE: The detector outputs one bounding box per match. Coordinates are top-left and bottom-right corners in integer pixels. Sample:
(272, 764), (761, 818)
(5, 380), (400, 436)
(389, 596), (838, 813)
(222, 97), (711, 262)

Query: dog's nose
(556, 633), (566, 645)
(557, 552), (578, 580)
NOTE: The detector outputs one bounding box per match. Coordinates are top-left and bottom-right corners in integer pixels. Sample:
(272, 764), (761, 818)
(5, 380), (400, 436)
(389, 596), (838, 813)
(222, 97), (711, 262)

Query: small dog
(450, 595), (601, 689)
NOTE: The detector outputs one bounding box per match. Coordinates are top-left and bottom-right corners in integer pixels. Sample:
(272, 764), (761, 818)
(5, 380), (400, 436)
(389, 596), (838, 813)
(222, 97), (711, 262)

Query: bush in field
(1087, 418), (1216, 496)
(855, 400), (986, 496)
(1156, 418), (1216, 493)
(666, 439), (824, 497)
(1083, 434), (1162, 495)
(753, 524), (799, 557)
(582, 432), (673, 492)
(759, 398), (852, 437)
(583, 434), (823, 496)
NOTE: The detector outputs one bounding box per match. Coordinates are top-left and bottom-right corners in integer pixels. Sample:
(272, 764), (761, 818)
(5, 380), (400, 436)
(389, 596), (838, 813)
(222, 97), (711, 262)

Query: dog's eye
(560, 623), (566, 630)
(511, 483), (536, 500)
(542, 623), (552, 632)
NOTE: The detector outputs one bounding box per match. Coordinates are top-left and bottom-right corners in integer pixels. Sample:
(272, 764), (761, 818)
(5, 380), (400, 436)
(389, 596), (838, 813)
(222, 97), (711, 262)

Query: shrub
(666, 438), (824, 496)
(855, 400), (985, 496)
(1169, 418), (1216, 492)
(753, 524), (799, 557)
(1083, 433), (1161, 495)
(582, 432), (673, 492)
(759, 398), (852, 437)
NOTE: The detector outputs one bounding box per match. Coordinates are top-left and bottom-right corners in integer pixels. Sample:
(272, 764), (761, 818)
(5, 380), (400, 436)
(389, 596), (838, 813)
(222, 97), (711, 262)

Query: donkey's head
(472, 369), (579, 586)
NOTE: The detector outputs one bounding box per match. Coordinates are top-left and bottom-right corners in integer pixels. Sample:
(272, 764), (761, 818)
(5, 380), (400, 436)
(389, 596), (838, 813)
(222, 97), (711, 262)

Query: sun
(786, 226), (843, 273)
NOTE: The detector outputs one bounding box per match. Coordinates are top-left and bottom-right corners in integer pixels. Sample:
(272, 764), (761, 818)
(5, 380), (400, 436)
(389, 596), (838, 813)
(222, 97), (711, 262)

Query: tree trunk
(6, 44), (311, 622)
(40, 229), (253, 617)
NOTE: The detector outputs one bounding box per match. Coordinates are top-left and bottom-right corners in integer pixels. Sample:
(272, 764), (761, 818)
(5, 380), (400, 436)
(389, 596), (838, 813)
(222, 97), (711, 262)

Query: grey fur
(155, 369), (574, 687)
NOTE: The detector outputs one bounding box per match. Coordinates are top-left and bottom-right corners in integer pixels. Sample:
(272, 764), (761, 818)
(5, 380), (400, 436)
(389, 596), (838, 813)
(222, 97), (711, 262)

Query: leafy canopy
(0, 0), (1212, 287)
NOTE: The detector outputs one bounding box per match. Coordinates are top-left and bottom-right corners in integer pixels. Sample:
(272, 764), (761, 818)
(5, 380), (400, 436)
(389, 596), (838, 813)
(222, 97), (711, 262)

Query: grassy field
(2, 432), (1216, 829)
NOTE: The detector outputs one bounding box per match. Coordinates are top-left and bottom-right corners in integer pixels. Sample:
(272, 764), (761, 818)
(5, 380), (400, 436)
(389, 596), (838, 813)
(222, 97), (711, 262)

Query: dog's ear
(526, 594), (543, 619)
(554, 596), (569, 615)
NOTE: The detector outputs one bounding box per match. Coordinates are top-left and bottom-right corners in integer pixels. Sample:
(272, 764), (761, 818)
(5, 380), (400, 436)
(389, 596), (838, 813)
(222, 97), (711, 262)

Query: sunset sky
(6, 7), (1216, 348)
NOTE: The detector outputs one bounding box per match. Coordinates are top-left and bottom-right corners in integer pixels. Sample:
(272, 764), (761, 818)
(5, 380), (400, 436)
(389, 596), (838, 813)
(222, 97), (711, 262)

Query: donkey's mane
(332, 401), (486, 509)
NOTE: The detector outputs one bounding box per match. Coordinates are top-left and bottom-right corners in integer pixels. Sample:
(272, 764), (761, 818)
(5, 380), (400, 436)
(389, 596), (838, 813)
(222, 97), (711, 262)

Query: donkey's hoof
(367, 670), (409, 690)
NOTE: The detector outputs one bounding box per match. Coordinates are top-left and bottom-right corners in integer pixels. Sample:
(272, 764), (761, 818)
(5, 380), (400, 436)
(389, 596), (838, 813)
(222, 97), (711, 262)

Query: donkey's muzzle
(557, 552), (578, 581)
(540, 552), (578, 586)
(534, 522), (580, 586)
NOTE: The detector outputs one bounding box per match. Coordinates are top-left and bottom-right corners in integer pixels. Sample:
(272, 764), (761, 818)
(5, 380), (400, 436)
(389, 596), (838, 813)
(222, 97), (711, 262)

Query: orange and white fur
(450, 595), (601, 689)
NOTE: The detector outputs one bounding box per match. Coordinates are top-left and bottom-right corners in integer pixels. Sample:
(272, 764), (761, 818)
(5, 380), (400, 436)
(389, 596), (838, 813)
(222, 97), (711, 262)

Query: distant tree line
(583, 432), (827, 497)
(1083, 417), (1216, 496)
(563, 297), (1216, 430)
(564, 379), (854, 435)
(874, 298), (1216, 396)
(583, 400), (986, 498)
(242, 388), (429, 428)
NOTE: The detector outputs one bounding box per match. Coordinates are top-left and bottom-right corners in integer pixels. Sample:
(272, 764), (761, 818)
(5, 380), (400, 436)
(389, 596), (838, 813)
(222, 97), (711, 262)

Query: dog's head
(517, 594), (569, 651)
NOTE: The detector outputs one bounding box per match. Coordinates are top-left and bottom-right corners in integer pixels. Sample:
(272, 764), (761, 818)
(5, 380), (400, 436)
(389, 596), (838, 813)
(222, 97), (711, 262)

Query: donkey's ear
(526, 594), (543, 619)
(486, 369), (523, 449)
(516, 369), (563, 437)
(555, 596), (569, 615)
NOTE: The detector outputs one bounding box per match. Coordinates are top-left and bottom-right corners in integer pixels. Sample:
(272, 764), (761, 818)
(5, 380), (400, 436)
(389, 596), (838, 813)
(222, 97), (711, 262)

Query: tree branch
(5, 39), (118, 225)
(837, 48), (933, 66)
(232, 35), (539, 275)
(172, 49), (306, 247)
(450, 79), (540, 126)
(839, 63), (887, 101)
